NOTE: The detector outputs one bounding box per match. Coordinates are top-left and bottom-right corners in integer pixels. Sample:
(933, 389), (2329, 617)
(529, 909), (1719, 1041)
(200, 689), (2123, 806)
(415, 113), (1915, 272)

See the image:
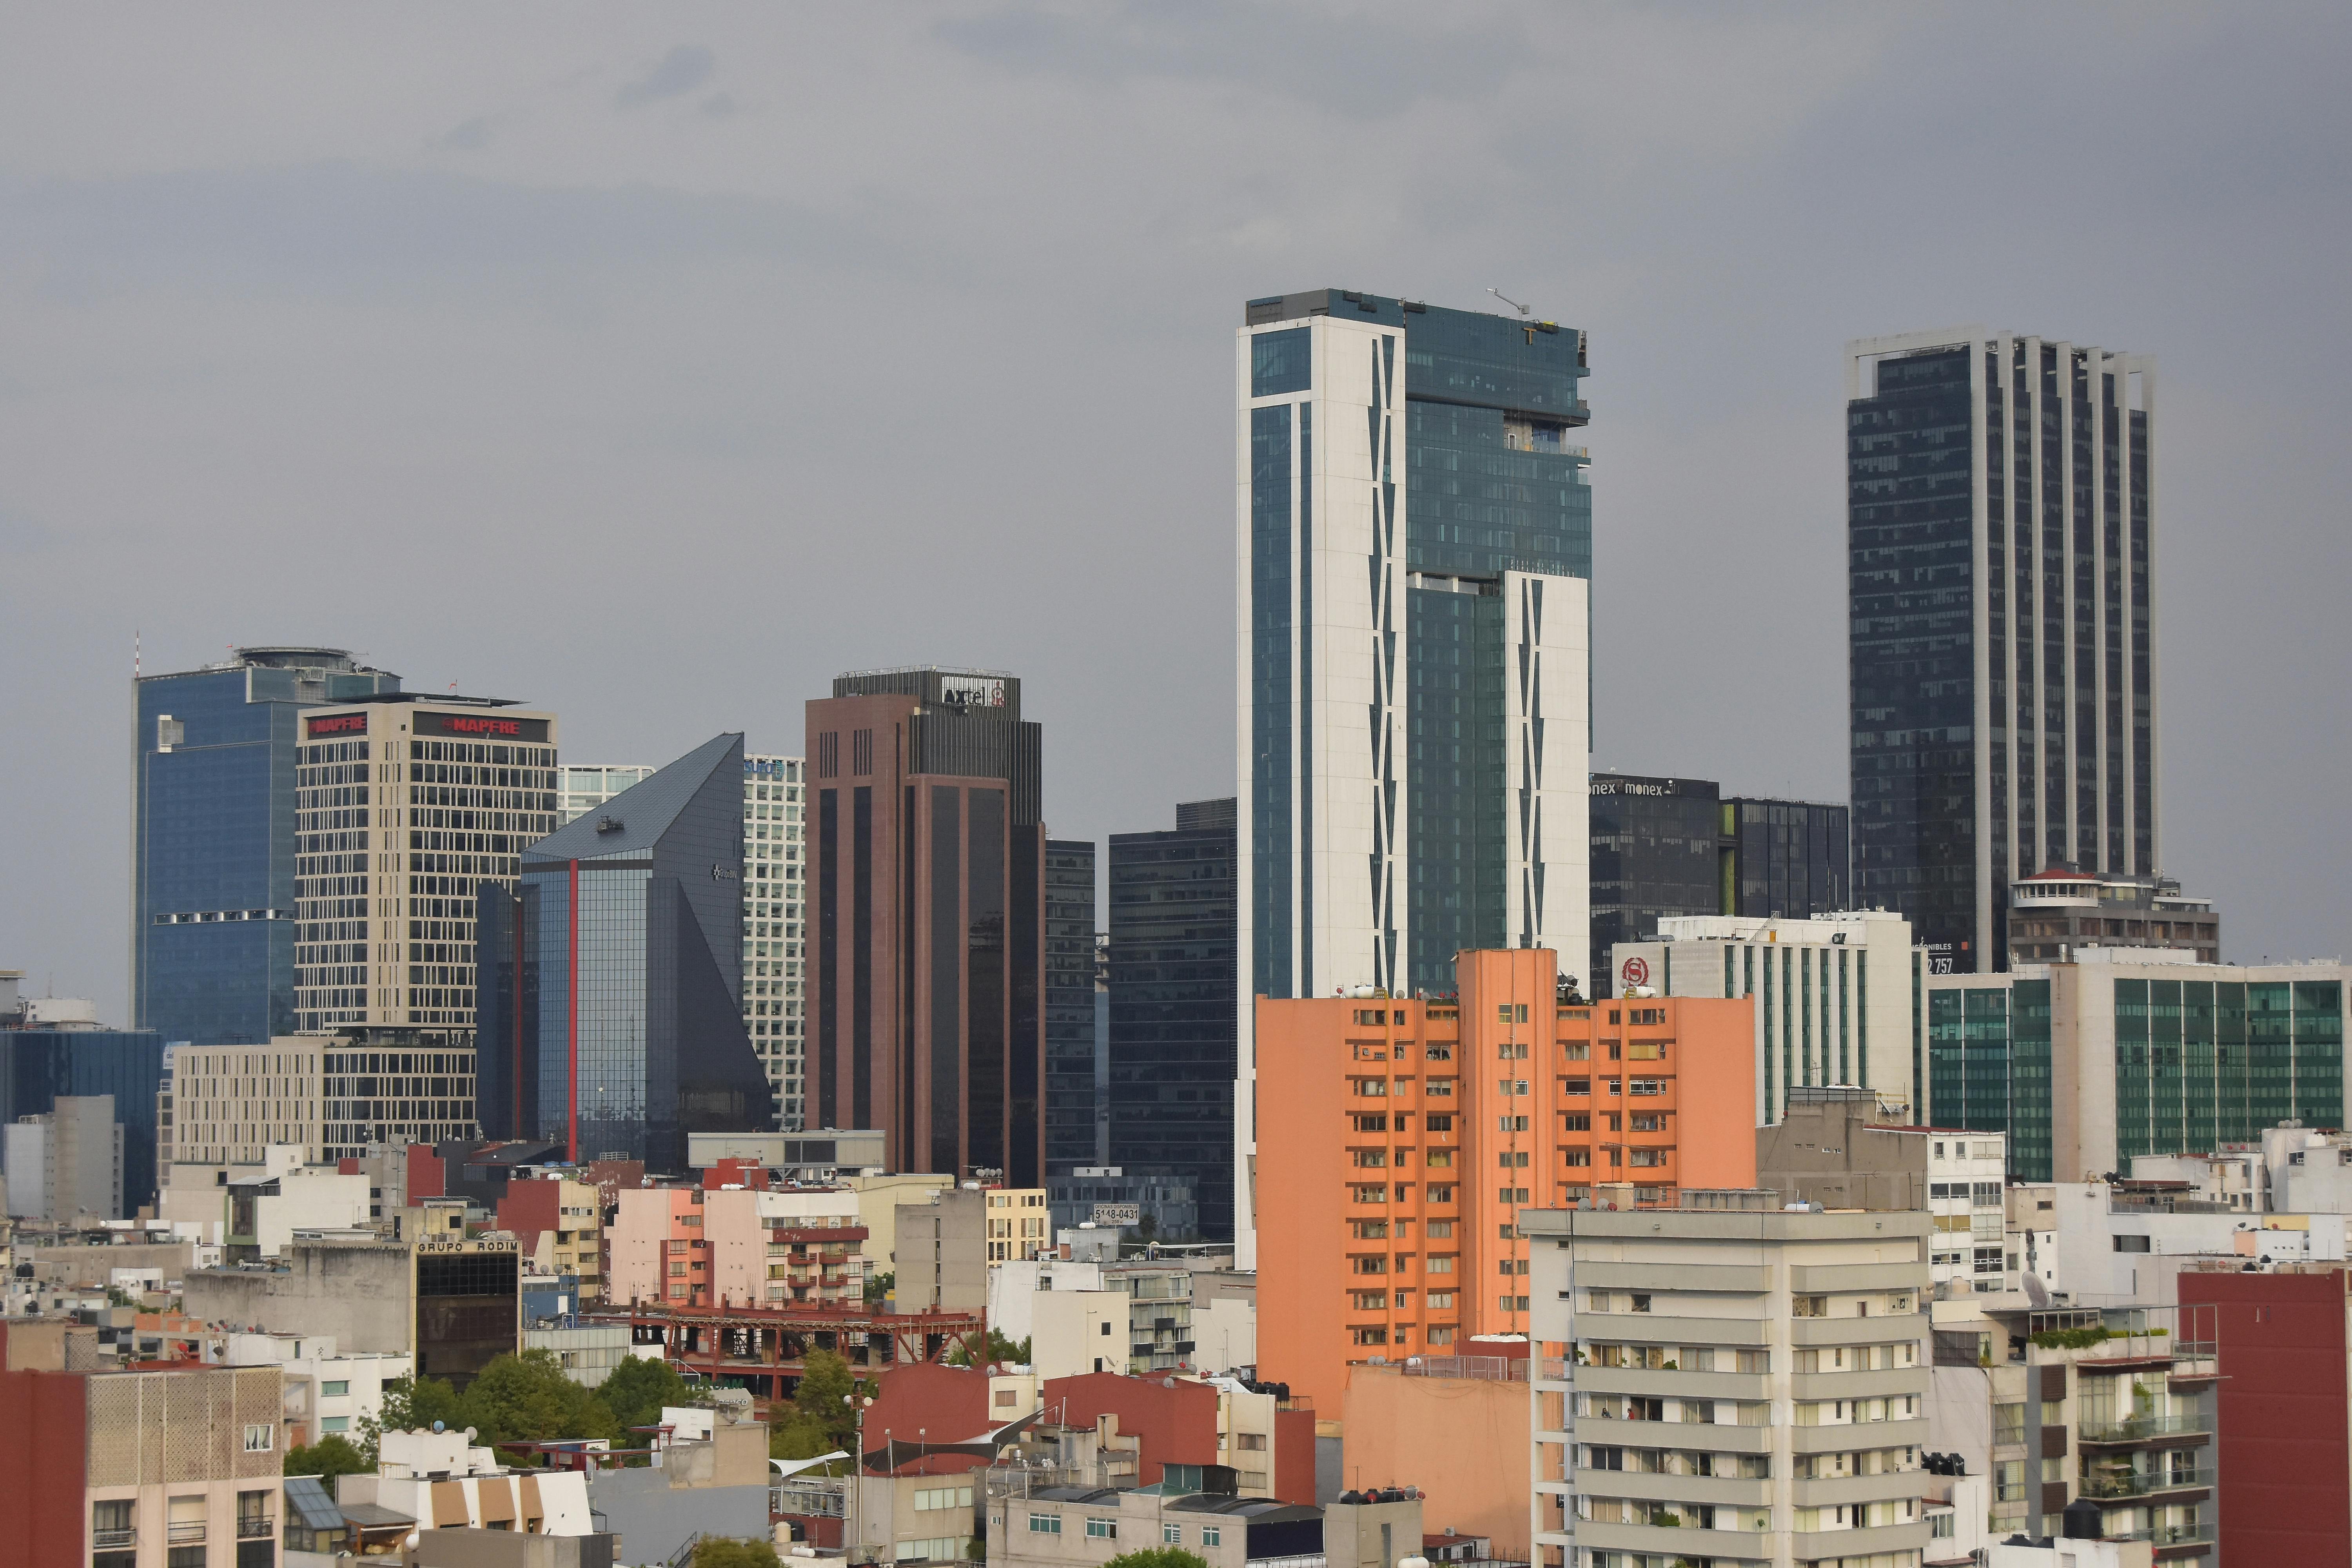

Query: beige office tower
(290, 696), (559, 1035)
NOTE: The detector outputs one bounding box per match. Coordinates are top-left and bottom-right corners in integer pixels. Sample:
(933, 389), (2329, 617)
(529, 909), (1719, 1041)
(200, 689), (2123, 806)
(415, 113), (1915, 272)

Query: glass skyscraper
(1236, 289), (1593, 1264)
(1849, 329), (2156, 973)
(1588, 773), (1720, 1000)
(1044, 837), (1098, 1170)
(1107, 798), (1238, 1241)
(133, 647), (400, 1045)
(475, 732), (773, 1171)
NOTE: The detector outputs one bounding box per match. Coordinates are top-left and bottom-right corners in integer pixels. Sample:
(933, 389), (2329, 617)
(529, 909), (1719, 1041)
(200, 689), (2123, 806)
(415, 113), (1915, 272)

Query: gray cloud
(613, 43), (716, 109)
(441, 115), (495, 152)
(0, 2), (2348, 1020)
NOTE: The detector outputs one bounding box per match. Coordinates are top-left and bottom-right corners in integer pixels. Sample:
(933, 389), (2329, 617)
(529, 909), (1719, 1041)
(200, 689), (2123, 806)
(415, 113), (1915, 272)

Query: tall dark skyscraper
(803, 667), (1046, 1184)
(1044, 838), (1097, 1170)
(477, 733), (771, 1172)
(133, 647), (400, 1045)
(1108, 797), (1238, 1241)
(1849, 329), (2155, 972)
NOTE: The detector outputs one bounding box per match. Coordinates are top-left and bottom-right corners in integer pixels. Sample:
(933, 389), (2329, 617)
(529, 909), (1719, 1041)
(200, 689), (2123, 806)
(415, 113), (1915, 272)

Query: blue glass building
(1107, 797), (1237, 1241)
(134, 647), (400, 1045)
(1044, 838), (1098, 1170)
(0, 1027), (166, 1211)
(476, 733), (773, 1172)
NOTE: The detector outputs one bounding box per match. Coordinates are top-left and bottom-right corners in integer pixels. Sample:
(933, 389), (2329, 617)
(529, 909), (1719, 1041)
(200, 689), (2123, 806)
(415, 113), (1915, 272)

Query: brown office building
(806, 667), (1045, 1184)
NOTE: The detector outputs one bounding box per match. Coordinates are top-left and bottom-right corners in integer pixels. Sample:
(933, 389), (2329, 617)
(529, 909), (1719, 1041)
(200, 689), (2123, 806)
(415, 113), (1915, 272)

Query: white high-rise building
(559, 764), (655, 824)
(1233, 288), (1593, 1266)
(742, 753), (806, 1130)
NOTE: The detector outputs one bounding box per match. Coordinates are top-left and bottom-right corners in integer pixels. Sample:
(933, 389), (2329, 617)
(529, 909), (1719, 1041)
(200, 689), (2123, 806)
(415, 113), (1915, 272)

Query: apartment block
(0, 1364), (285, 1568)
(494, 1173), (604, 1299)
(1524, 1201), (1934, 1568)
(605, 1183), (868, 1309)
(986, 1187), (1053, 1263)
(3, 1093), (123, 1221)
(1924, 1299), (2217, 1557)
(1255, 948), (1755, 1414)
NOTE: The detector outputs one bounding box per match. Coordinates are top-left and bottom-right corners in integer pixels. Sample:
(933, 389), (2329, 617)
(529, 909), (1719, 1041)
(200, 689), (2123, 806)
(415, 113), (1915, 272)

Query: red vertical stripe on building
(568, 857), (581, 1163)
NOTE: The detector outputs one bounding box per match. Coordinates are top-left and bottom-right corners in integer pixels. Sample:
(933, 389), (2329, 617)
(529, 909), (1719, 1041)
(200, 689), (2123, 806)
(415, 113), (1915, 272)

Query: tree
(600, 1353), (693, 1436)
(792, 1349), (862, 1449)
(461, 1349), (618, 1453)
(283, 1433), (371, 1482)
(768, 1409), (847, 1466)
(370, 1373), (468, 1458)
(1103, 1550), (1210, 1568)
(862, 1270), (894, 1307)
(946, 1328), (1030, 1368)
(692, 1539), (783, 1568)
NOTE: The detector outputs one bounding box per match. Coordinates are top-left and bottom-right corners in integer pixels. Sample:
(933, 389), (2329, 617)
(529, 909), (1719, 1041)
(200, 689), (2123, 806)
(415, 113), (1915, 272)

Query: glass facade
(0, 1029), (165, 1210)
(1044, 838), (1098, 1169)
(134, 650), (399, 1045)
(1722, 797), (1850, 922)
(1927, 982), (2049, 1179)
(1852, 335), (2156, 973)
(1851, 347), (1979, 965)
(1107, 798), (1238, 1241)
(483, 733), (771, 1171)
(1588, 775), (1720, 999)
(1249, 401), (1295, 1000)
(2112, 977), (2342, 1166)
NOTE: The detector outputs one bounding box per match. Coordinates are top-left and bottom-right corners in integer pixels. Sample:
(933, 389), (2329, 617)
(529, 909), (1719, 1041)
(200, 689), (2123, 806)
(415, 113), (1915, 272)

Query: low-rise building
(160, 1145), (370, 1262)
(1343, 1358), (1530, 1557)
(0, 1363), (284, 1567)
(219, 1331), (413, 1450)
(1525, 1196), (1933, 1568)
(495, 1174), (604, 1300)
(339, 1426), (595, 1533)
(987, 1482), (1416, 1568)
(1925, 1299), (2218, 1560)
(605, 1182), (870, 1309)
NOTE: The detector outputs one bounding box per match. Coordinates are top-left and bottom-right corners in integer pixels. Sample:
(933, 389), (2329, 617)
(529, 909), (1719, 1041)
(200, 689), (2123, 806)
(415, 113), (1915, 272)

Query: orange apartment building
(1256, 948), (1755, 1414)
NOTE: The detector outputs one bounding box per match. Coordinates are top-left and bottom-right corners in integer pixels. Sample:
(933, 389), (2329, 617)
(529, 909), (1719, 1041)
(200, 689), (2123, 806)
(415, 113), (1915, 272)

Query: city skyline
(6, 8), (2350, 1022)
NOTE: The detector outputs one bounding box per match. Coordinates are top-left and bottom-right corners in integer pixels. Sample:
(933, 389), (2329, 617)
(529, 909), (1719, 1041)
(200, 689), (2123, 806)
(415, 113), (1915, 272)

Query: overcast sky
(5, 4), (2348, 1018)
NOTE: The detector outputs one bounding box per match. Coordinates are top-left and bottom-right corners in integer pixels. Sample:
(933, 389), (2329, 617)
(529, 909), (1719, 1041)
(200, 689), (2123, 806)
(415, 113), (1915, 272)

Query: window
(2112, 1234), (2151, 1253)
(320, 1380), (350, 1398)
(1203, 1528), (1222, 1548)
(914, 1486), (974, 1510)
(242, 1424), (273, 1452)
(1164, 1524), (1184, 1544)
(1630, 1294), (1651, 1313)
(1235, 1432), (1268, 1451)
(1101, 1321), (1112, 1335)
(895, 1539), (965, 1562)
(321, 1416), (350, 1433)
(93, 1500), (134, 1550)
(1086, 1518), (1119, 1539)
(1029, 1515), (1061, 1535)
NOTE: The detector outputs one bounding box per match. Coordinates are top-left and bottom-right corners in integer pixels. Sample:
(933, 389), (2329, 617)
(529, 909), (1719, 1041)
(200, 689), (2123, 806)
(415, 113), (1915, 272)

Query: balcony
(2078, 1414), (2210, 1445)
(92, 1528), (137, 1550)
(1575, 1521), (1765, 1560)
(238, 1515), (275, 1541)
(2109, 1523), (2214, 1555)
(167, 1522), (207, 1544)
(2080, 1465), (2211, 1500)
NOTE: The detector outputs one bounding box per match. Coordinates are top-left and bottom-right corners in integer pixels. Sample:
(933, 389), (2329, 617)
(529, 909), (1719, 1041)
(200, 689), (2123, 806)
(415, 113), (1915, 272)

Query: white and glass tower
(1234, 289), (1593, 1265)
(742, 753), (806, 1129)
(560, 764), (655, 824)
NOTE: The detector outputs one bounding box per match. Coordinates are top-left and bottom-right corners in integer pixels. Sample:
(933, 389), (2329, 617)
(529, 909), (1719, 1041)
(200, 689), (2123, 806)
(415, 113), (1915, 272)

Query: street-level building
(1255, 947), (1755, 1414)
(290, 691), (559, 1035)
(1612, 909), (1933, 1126)
(1524, 1199), (1934, 1568)
(135, 645), (403, 1047)
(806, 666), (1049, 1184)
(0, 1363), (285, 1568)
(1847, 330), (2159, 974)
(1924, 951), (2346, 1183)
(1236, 290), (1594, 1269)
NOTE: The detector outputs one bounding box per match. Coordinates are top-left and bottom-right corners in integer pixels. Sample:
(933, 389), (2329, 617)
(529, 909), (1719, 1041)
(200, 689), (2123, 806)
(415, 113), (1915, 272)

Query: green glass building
(1927, 958), (2344, 1181)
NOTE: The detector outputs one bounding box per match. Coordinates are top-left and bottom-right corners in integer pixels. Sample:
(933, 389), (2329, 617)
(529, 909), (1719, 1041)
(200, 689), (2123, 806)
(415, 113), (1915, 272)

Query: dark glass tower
(1722, 797), (1850, 922)
(1108, 797), (1238, 1241)
(476, 732), (773, 1172)
(1044, 838), (1098, 1170)
(1849, 330), (2155, 972)
(1588, 774), (1720, 998)
(133, 647), (400, 1045)
(804, 668), (1047, 1184)
(0, 1027), (166, 1212)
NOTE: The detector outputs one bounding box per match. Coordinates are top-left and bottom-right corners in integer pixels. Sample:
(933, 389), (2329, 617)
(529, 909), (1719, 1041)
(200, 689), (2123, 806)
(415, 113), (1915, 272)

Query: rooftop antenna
(1488, 287), (1530, 318)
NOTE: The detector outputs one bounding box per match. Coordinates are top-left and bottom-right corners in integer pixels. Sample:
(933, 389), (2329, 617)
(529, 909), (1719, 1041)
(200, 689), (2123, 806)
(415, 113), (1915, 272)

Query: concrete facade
(1524, 1202), (1934, 1568)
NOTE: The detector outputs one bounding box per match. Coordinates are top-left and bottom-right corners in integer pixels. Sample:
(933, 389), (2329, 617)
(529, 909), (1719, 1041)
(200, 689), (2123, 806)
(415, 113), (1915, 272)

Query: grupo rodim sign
(414, 710), (552, 744)
(938, 675), (1006, 710)
(305, 712), (370, 738)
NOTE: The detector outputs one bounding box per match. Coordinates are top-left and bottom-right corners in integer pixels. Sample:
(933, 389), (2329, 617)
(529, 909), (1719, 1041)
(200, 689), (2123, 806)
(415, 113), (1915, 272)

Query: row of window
(1026, 1516), (1221, 1547)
